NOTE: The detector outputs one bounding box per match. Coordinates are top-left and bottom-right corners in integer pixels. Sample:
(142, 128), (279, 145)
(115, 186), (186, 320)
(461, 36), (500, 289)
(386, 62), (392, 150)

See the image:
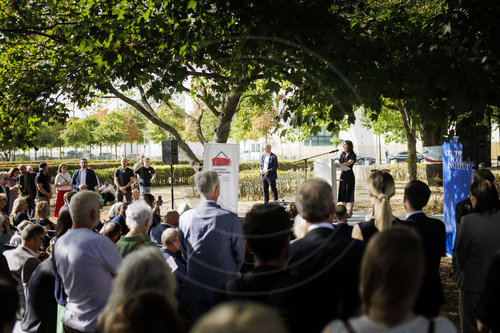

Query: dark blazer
(18, 172), (37, 198)
(455, 210), (500, 293)
(70, 169), (98, 192)
(285, 226), (365, 333)
(403, 212), (446, 317)
(476, 250), (500, 332)
(259, 152), (278, 180)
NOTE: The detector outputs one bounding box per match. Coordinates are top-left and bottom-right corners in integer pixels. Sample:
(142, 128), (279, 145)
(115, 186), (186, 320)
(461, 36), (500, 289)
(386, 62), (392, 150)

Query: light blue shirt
(178, 200), (244, 301)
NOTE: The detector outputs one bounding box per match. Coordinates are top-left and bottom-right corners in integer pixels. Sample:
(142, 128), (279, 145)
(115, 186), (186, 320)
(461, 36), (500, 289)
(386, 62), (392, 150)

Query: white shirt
(308, 222), (334, 232)
(262, 154), (271, 172)
(405, 210), (423, 219)
(54, 228), (122, 332)
(55, 173), (72, 191)
(99, 184), (116, 195)
(79, 168), (87, 187)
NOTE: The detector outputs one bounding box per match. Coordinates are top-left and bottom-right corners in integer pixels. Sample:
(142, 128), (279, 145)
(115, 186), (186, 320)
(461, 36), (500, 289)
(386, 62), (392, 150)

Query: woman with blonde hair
(54, 163), (72, 217)
(35, 200), (55, 230)
(323, 228), (456, 333)
(11, 197), (30, 227)
(351, 170), (399, 242)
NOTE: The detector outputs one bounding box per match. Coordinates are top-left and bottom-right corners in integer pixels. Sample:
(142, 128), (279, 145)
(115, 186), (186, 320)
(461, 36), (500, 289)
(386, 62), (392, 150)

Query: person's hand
(120, 187), (127, 194)
(264, 171), (268, 175)
(48, 192), (53, 199)
(139, 179), (144, 184)
(477, 319), (491, 333)
(38, 251), (49, 261)
(79, 184), (87, 190)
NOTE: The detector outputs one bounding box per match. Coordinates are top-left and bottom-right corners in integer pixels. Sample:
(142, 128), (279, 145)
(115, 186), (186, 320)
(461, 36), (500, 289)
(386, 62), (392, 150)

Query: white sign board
(203, 143), (240, 213)
(313, 159), (339, 203)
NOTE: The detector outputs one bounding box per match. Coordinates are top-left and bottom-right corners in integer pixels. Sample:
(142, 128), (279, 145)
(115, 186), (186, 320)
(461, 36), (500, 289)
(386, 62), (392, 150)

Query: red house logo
(212, 151), (231, 166)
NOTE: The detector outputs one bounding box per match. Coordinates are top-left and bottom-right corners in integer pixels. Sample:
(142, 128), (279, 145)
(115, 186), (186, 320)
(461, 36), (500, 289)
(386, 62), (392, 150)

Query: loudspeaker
(459, 125), (491, 167)
(162, 140), (179, 165)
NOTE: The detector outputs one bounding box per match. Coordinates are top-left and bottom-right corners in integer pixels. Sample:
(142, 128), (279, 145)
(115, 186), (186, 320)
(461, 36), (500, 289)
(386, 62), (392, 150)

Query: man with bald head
(53, 191), (122, 332)
(259, 144), (279, 203)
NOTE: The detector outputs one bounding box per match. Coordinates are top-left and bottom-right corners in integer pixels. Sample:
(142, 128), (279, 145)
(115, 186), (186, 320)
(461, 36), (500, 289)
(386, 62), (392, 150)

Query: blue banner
(442, 138), (474, 254)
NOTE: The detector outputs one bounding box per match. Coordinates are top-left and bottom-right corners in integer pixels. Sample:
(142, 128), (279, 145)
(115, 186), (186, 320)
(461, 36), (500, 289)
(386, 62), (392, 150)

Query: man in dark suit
(286, 178), (365, 333)
(476, 250), (500, 333)
(259, 144), (278, 203)
(178, 171), (245, 322)
(18, 164), (37, 218)
(402, 180), (446, 317)
(71, 158), (98, 192)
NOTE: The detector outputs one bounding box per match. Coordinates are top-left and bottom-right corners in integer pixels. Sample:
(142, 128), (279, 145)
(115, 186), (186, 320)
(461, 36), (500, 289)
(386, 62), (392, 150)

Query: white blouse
(55, 173), (72, 191)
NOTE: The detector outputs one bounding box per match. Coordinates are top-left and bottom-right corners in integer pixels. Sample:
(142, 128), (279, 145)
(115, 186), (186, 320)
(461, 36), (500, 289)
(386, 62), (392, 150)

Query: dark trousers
(262, 176), (278, 203)
(26, 197), (35, 219)
(117, 190), (132, 203)
(101, 192), (115, 205)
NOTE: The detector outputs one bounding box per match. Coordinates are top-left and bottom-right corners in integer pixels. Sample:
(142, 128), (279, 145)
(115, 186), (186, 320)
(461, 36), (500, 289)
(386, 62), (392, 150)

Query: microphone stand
(295, 149), (339, 180)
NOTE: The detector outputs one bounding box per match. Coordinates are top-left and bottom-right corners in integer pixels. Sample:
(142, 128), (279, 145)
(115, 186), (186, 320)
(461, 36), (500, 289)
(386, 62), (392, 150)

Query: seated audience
(99, 180), (116, 206)
(46, 210), (73, 255)
(53, 191), (122, 333)
(101, 247), (177, 332)
(352, 170), (400, 242)
(11, 197), (30, 227)
(105, 291), (184, 333)
(454, 179), (500, 333)
(161, 228), (187, 309)
(109, 202), (130, 234)
(150, 209), (180, 244)
(141, 193), (161, 231)
(334, 204), (348, 222)
(475, 250), (500, 333)
(322, 227), (456, 333)
(115, 200), (157, 257)
(402, 180), (446, 317)
(4, 224), (45, 313)
(0, 214), (13, 253)
(103, 222), (122, 243)
(286, 178), (365, 333)
(108, 202), (124, 221)
(34, 201), (55, 230)
(192, 301), (288, 333)
(285, 202), (298, 241)
(214, 203), (292, 308)
(0, 280), (19, 333)
(9, 220), (32, 248)
(332, 204), (353, 242)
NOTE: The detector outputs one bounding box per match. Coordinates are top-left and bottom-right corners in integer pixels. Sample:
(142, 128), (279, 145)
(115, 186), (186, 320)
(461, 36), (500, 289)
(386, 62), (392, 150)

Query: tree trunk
(115, 143), (118, 159)
(213, 90), (243, 143)
(108, 84), (203, 171)
(397, 100), (418, 181)
(420, 120), (447, 186)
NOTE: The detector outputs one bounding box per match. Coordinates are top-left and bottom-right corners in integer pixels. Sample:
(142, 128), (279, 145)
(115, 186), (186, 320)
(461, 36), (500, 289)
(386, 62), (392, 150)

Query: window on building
(251, 143), (261, 152)
(304, 131), (337, 146)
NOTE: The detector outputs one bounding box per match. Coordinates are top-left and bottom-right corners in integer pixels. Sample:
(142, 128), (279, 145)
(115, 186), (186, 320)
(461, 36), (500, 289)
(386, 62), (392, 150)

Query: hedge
(0, 159), (315, 186)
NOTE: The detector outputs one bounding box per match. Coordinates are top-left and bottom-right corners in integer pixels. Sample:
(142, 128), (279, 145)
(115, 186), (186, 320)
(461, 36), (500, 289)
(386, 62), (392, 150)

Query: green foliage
(361, 105), (407, 144)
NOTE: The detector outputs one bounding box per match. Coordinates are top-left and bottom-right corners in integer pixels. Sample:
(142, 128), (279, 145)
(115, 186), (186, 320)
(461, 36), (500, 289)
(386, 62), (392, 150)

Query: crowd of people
(0, 158), (499, 333)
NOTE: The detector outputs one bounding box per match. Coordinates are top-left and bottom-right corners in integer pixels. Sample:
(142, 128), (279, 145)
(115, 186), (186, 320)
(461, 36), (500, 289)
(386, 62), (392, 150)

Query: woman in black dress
(338, 140), (356, 218)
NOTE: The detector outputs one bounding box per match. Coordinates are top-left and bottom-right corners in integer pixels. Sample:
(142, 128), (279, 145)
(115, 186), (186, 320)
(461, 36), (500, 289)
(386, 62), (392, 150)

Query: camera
(157, 195), (163, 206)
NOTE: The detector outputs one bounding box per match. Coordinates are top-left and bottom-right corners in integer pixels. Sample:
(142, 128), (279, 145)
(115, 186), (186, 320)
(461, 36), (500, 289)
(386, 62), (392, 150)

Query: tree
(60, 118), (91, 154)
(94, 110), (127, 159)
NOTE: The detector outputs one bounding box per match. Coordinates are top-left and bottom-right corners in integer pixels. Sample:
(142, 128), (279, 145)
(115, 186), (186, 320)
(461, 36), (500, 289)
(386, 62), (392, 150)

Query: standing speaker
(162, 140), (179, 165)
